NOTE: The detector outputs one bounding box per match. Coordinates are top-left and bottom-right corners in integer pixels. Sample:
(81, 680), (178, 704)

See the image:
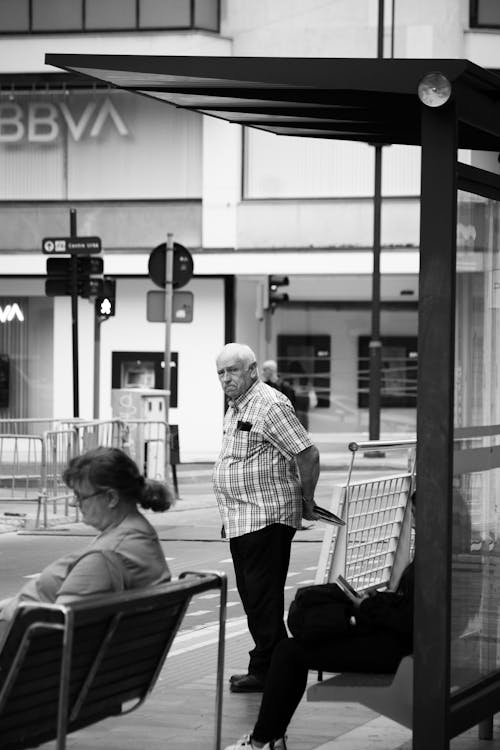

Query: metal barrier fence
(0, 418), (170, 529)
(0, 434), (46, 527)
(315, 439), (416, 591)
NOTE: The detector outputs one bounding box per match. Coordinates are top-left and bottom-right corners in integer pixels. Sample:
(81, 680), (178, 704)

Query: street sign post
(42, 208), (103, 418)
(148, 242), (193, 289)
(45, 256), (104, 297)
(42, 236), (102, 255)
(147, 290), (194, 323)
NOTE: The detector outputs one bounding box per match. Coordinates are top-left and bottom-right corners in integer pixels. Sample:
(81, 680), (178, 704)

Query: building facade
(0, 0), (498, 460)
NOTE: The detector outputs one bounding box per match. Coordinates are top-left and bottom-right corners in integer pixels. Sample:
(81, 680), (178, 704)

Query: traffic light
(95, 277), (116, 319)
(267, 275), (290, 312)
(45, 256), (104, 298)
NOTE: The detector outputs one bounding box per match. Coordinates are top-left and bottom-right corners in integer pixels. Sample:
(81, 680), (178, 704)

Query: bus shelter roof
(45, 55), (500, 150)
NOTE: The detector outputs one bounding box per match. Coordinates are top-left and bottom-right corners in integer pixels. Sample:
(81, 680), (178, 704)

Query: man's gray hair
(262, 359), (278, 372)
(216, 342), (257, 367)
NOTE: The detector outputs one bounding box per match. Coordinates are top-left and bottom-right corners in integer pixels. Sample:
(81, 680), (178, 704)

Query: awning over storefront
(44, 55), (500, 149)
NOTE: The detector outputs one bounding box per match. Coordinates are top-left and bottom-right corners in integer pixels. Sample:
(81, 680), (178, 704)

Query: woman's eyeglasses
(73, 490), (102, 507)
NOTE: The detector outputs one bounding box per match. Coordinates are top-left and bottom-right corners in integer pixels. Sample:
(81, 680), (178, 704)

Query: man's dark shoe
(229, 673), (247, 684)
(229, 674), (265, 693)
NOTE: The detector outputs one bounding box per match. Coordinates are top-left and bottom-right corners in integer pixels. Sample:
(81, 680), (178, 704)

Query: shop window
(357, 336), (418, 408)
(0, 0), (29, 31)
(277, 334), (331, 409)
(470, 0), (500, 27)
(111, 351), (178, 408)
(32, 0), (82, 31)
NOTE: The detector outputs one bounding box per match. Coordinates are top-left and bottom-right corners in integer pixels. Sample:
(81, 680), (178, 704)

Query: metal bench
(308, 655), (414, 728)
(315, 439), (416, 591)
(308, 440), (416, 713)
(0, 570), (227, 750)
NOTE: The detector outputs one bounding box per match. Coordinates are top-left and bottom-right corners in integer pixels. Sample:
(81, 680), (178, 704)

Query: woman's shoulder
(95, 512), (159, 549)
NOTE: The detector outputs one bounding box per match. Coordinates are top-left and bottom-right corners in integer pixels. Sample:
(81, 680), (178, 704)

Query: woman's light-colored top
(0, 511), (170, 621)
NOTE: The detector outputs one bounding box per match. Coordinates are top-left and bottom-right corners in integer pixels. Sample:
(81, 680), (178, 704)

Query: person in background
(0, 446), (174, 631)
(213, 342), (320, 694)
(261, 359), (296, 408)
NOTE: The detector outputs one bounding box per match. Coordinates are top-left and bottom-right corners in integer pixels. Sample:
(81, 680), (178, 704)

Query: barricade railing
(0, 418), (62, 436)
(0, 434), (45, 527)
(42, 428), (80, 526)
(0, 418), (172, 528)
(61, 419), (124, 453)
(315, 439), (416, 592)
(119, 419), (169, 479)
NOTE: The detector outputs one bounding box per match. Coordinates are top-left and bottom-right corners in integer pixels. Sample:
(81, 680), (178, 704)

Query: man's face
(262, 364), (274, 381)
(216, 352), (256, 400)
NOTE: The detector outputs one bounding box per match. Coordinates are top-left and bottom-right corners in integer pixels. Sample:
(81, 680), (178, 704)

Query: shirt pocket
(231, 428), (263, 460)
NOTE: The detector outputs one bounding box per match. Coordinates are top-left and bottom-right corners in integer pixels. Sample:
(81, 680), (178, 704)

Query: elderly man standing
(213, 342), (320, 693)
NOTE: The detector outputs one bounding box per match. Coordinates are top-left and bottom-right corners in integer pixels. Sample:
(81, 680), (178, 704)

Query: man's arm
(295, 444), (320, 519)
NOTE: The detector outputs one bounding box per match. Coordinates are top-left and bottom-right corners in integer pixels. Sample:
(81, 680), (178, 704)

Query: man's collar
(230, 379), (260, 410)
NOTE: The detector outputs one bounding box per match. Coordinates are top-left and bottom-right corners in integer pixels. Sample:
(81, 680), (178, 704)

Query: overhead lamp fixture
(417, 72), (452, 108)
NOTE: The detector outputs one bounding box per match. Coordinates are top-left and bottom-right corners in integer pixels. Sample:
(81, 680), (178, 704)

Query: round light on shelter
(417, 72), (452, 107)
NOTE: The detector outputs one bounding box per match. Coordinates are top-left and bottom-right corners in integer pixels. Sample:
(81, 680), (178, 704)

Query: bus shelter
(45, 53), (500, 750)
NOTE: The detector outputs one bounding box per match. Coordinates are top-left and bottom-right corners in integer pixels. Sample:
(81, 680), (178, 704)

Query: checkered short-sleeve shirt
(212, 380), (313, 539)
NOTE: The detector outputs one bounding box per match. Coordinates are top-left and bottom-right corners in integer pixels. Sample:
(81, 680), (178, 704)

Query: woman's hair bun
(139, 478), (175, 512)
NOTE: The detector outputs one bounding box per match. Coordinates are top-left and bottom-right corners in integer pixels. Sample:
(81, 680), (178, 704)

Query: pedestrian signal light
(95, 278), (116, 319)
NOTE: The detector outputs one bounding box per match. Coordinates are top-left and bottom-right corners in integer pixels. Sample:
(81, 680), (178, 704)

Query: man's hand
(302, 498), (319, 521)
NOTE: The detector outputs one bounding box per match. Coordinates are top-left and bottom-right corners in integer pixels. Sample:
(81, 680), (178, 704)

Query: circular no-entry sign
(148, 243), (194, 290)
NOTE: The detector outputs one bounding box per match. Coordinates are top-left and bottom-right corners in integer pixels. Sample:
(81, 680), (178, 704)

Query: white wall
(202, 116), (242, 248)
(222, 0), (470, 59)
(97, 277), (226, 462)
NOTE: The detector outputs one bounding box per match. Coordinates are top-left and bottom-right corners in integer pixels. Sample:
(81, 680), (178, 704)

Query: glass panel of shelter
(452, 189), (500, 690)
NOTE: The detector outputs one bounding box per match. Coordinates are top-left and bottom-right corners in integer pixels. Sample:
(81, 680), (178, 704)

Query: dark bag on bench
(287, 582), (355, 641)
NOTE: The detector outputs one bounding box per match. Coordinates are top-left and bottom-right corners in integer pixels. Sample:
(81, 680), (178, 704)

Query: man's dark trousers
(229, 523), (296, 678)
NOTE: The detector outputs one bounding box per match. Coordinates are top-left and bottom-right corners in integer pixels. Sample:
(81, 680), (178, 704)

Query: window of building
(470, 0), (500, 28)
(192, 0), (219, 31)
(85, 0), (136, 30)
(0, 0), (219, 33)
(277, 334), (331, 405)
(0, 90), (202, 201)
(357, 336), (418, 408)
(243, 127), (421, 199)
(32, 0), (82, 32)
(0, 0), (29, 31)
(139, 0), (190, 28)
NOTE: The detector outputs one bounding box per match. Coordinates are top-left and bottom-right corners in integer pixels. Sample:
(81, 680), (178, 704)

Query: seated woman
(0, 446), (175, 626)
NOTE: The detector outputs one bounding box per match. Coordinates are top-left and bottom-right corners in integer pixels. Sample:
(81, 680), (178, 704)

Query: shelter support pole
(367, 0), (385, 444)
(413, 100), (457, 750)
(368, 143), (383, 442)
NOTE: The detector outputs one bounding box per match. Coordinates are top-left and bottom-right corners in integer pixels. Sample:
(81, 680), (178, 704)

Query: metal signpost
(148, 236), (194, 469)
(42, 208), (102, 418)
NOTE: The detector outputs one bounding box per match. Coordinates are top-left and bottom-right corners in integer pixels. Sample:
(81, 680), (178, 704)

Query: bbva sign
(0, 304), (24, 323)
(0, 97), (128, 143)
